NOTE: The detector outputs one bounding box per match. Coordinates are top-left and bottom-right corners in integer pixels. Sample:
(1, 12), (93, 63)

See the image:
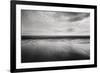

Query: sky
(21, 10), (90, 36)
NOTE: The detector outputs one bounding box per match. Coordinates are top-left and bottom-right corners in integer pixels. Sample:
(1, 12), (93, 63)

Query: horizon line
(21, 35), (90, 39)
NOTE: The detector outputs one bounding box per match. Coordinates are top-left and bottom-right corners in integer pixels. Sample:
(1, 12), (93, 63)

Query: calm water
(21, 38), (90, 63)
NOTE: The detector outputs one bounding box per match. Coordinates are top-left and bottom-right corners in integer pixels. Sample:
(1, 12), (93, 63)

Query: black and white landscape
(21, 10), (90, 63)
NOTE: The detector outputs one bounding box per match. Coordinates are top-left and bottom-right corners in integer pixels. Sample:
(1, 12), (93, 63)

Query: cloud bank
(21, 10), (90, 36)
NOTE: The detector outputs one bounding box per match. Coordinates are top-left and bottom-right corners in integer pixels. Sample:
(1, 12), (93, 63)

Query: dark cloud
(68, 13), (90, 22)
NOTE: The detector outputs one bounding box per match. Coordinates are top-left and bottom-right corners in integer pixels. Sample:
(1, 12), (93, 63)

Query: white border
(16, 4), (94, 69)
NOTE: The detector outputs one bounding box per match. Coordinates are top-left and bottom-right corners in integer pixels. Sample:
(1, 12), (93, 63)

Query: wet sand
(21, 38), (90, 63)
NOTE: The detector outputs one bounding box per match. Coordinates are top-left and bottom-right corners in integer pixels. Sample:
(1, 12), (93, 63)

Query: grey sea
(21, 38), (90, 63)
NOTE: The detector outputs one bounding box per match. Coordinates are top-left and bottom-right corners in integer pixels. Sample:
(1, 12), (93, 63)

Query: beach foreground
(21, 38), (90, 63)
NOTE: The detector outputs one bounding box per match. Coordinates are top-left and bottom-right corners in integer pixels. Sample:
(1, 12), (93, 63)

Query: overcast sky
(21, 10), (90, 36)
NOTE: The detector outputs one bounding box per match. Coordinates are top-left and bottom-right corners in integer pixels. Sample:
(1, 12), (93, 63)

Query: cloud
(68, 13), (90, 22)
(21, 10), (90, 36)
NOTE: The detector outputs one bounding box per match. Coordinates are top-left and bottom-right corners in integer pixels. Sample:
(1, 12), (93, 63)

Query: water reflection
(21, 38), (90, 63)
